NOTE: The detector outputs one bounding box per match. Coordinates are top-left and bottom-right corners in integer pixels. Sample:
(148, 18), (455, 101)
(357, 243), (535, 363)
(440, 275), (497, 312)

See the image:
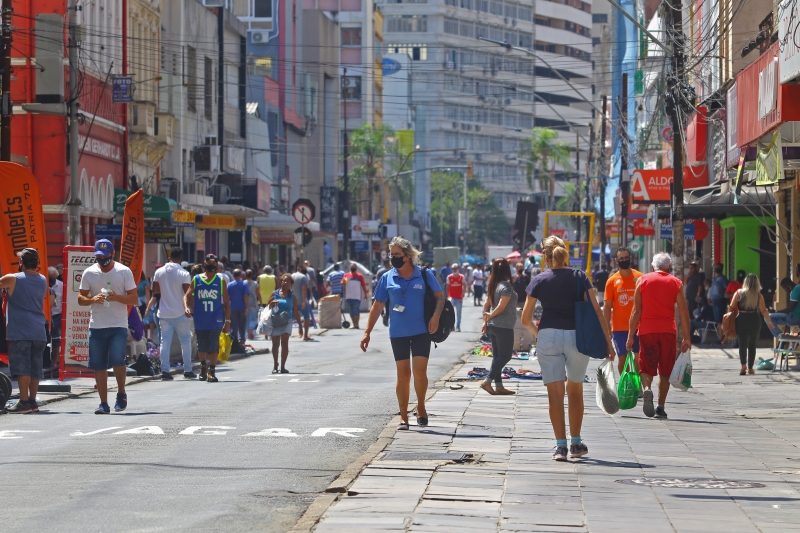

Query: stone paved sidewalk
(313, 346), (800, 532)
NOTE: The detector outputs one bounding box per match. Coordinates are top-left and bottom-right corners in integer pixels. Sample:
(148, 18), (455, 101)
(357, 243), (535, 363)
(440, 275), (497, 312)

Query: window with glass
(490, 1), (503, 15)
(592, 13), (608, 23)
(386, 15), (427, 32)
(342, 76), (362, 100)
(444, 18), (459, 35)
(342, 27), (362, 45)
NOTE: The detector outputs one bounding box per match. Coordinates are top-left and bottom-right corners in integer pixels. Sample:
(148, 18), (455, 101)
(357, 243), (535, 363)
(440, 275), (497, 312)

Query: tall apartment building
(378, 0), (593, 229)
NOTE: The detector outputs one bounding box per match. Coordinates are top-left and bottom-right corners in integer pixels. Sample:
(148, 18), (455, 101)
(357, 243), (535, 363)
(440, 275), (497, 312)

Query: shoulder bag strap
(574, 269), (586, 302)
(421, 267), (430, 293)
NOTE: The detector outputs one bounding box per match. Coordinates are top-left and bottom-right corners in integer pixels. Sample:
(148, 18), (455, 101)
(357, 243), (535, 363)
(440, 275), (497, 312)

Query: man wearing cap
(152, 247), (194, 380)
(78, 239), (138, 414)
(0, 248), (48, 413)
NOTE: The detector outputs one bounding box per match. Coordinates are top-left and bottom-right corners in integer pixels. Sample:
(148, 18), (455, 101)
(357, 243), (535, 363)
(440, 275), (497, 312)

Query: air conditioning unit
(161, 179), (181, 202)
(251, 31), (270, 44)
(200, 0), (225, 6)
(195, 145), (221, 173)
(343, 77), (359, 88)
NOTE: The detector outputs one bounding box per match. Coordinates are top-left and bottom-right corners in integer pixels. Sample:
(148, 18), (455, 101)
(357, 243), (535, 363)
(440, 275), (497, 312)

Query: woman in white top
(472, 265), (485, 306)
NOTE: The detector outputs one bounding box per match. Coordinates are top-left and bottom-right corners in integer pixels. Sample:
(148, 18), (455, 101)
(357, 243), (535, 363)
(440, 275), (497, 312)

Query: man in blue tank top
(0, 248), (48, 413)
(185, 254), (230, 382)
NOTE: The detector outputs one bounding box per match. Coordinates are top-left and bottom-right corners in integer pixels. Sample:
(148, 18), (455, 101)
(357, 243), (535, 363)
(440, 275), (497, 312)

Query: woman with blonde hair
(521, 236), (614, 461)
(361, 237), (446, 430)
(730, 274), (776, 375)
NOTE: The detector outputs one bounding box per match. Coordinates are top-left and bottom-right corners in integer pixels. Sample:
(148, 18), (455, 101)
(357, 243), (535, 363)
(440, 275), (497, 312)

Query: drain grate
(616, 478), (765, 489)
(380, 452), (469, 462)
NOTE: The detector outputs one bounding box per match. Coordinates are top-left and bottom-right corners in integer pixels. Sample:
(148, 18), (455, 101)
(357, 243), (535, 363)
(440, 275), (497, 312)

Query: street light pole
(342, 67), (350, 260)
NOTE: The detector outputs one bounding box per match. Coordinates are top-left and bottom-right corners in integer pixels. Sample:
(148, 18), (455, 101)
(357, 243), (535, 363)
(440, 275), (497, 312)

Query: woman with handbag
(521, 236), (614, 461)
(481, 257), (517, 395)
(267, 274), (303, 374)
(730, 274), (776, 375)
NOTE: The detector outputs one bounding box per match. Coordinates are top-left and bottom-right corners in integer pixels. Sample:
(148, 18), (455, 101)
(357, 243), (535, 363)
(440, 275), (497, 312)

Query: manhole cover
(616, 478), (765, 489)
(381, 452), (468, 462)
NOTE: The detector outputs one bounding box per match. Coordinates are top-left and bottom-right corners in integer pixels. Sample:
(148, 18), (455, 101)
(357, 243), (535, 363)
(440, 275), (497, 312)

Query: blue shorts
(612, 331), (639, 356)
(88, 327), (128, 370)
(301, 303), (312, 320)
(195, 328), (222, 354)
(345, 299), (361, 317)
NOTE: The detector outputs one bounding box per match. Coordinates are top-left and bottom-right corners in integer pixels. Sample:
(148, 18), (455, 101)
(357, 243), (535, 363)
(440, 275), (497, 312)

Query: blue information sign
(95, 224), (123, 239)
(660, 223), (695, 240)
(354, 240), (369, 252)
(112, 77), (133, 103)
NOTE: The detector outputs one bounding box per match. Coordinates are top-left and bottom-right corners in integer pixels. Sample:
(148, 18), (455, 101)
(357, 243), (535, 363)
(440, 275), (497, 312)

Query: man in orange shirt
(627, 253), (691, 420)
(603, 248), (642, 375)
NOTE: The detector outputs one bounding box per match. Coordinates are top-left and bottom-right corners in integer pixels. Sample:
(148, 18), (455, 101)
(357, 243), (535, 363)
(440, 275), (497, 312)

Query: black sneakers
(199, 364), (208, 381)
(7, 399), (32, 413)
(184, 372), (197, 379)
(552, 446), (568, 461)
(642, 389), (656, 418)
(654, 406), (668, 419)
(161, 371), (174, 381)
(569, 442), (589, 458)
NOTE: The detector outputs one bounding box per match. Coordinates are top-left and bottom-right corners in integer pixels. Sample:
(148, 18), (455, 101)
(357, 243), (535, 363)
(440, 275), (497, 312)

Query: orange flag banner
(120, 189), (144, 284)
(0, 163), (50, 320)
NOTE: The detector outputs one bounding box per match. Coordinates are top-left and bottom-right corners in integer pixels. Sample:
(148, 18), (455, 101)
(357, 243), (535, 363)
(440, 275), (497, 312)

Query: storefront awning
(114, 189), (176, 219)
(655, 183), (775, 220)
(205, 203), (266, 217)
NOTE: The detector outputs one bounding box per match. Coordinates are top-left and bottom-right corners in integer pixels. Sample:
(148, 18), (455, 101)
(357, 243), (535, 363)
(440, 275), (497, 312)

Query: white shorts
(536, 328), (590, 385)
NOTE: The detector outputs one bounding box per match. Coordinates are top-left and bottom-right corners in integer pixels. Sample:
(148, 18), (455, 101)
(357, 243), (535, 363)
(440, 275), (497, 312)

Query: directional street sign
(292, 198), (316, 225)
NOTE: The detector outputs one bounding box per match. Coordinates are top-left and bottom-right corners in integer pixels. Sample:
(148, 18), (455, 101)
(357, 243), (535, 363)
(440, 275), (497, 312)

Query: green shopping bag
(617, 351), (641, 410)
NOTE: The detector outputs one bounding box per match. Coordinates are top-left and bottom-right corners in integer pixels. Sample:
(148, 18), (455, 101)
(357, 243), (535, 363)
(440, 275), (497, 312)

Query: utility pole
(0, 0), (11, 161)
(599, 95), (608, 269)
(666, 0), (685, 278)
(620, 73), (629, 248)
(66, 0), (81, 245)
(576, 132), (581, 244)
(461, 162), (471, 262)
(217, 7), (224, 169)
(342, 67), (350, 260)
(586, 124), (594, 246)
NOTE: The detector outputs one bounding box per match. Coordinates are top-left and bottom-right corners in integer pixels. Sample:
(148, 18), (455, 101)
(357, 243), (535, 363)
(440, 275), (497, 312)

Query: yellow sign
(172, 210), (196, 226)
(251, 226), (260, 244)
(196, 215), (247, 230)
(196, 229), (205, 247)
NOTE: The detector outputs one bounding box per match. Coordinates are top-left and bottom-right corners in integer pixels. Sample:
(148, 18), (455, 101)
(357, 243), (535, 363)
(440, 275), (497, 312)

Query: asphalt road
(0, 302), (484, 532)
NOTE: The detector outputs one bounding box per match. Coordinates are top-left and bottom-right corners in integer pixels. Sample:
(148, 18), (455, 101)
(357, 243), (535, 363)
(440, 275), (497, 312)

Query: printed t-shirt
(226, 279), (250, 311)
(152, 262), (191, 319)
(79, 262), (137, 329)
(604, 269), (642, 332)
(192, 274), (225, 330)
(374, 266), (441, 338)
(638, 271), (682, 335)
(447, 273), (465, 299)
(526, 268), (593, 331)
(344, 271), (366, 300)
(257, 274), (277, 303)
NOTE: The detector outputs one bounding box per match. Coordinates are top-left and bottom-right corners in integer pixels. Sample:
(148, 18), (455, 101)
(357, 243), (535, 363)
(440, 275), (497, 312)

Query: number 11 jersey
(192, 274), (225, 330)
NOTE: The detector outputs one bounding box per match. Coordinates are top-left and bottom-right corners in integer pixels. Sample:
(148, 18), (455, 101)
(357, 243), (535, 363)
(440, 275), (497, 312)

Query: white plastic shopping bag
(669, 349), (693, 391)
(595, 359), (620, 415)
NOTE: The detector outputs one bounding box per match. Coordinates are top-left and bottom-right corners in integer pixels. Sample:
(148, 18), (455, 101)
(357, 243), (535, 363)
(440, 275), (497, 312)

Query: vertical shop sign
(60, 246), (96, 379)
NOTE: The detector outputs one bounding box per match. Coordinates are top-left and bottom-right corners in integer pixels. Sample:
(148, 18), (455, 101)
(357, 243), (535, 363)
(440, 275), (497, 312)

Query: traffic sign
(629, 241), (642, 253)
(292, 198), (316, 225)
(293, 226), (313, 247)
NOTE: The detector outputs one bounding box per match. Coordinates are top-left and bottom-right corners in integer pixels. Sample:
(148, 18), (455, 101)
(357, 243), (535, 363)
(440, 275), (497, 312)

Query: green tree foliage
(519, 127), (572, 209)
(430, 171), (510, 253)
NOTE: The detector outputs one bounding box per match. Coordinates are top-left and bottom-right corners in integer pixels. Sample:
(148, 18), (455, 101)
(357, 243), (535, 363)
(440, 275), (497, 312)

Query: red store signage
(737, 41), (800, 147)
(631, 166), (709, 204)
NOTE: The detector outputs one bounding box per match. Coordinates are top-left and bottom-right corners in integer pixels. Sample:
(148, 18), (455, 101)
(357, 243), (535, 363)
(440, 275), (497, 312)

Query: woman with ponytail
(521, 236), (614, 461)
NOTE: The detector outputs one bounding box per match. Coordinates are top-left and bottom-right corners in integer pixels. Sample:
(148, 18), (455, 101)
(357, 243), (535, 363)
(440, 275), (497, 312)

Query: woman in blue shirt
(361, 237), (446, 430)
(267, 274), (303, 374)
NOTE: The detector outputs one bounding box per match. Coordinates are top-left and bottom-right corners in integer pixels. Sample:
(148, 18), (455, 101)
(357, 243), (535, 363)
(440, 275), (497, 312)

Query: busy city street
(0, 309), (475, 532)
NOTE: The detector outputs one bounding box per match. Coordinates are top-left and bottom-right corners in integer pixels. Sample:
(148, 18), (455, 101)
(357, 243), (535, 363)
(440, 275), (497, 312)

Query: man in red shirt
(343, 263), (369, 329)
(627, 253), (691, 420)
(447, 263), (465, 332)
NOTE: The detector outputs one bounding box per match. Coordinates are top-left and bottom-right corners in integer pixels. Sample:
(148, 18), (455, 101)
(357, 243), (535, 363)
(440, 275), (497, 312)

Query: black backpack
(421, 267), (456, 344)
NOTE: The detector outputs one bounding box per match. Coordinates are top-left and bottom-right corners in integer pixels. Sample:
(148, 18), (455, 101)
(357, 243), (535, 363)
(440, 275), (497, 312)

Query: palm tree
(520, 128), (573, 210)
(347, 124), (395, 220)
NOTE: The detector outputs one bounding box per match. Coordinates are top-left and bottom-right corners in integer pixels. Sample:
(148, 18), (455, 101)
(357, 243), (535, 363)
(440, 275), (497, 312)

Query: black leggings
(487, 325), (515, 386)
(735, 312), (762, 368)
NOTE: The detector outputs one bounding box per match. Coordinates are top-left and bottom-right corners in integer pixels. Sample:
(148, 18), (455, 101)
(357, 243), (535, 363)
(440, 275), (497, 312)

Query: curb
(2, 349), (266, 410)
(288, 347), (473, 533)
